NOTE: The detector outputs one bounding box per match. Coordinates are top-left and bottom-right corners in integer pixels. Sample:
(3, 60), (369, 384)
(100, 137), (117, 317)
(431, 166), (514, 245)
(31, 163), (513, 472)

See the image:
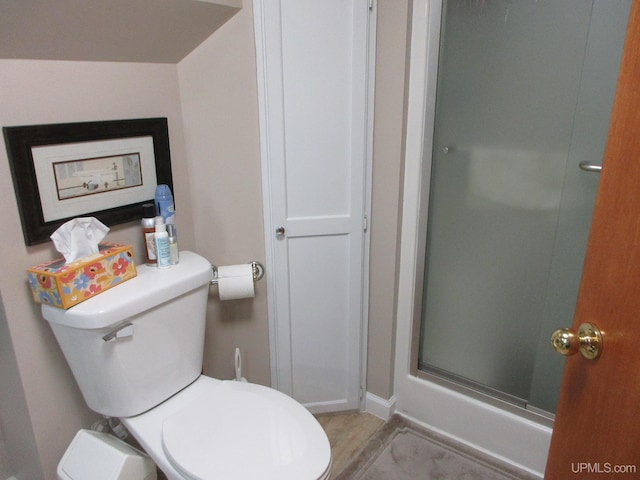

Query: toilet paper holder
(210, 261), (265, 285)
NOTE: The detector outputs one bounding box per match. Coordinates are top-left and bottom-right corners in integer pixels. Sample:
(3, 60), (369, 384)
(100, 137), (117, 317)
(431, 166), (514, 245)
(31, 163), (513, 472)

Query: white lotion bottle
(154, 216), (171, 269)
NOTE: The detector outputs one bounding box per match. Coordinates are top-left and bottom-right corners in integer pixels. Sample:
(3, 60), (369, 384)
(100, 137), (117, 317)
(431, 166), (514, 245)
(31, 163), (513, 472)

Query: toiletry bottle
(154, 216), (171, 269)
(141, 203), (157, 265)
(167, 224), (179, 265)
(155, 184), (176, 233)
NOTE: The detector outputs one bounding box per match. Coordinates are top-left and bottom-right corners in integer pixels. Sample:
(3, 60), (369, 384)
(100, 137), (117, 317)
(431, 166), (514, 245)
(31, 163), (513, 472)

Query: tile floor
(315, 411), (385, 477)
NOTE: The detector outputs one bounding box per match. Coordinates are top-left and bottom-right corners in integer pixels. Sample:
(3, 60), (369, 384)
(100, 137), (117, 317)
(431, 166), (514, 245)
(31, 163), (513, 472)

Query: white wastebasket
(58, 429), (157, 480)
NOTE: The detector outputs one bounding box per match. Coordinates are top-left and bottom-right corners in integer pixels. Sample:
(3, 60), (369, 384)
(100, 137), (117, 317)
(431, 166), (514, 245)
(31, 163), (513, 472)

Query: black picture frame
(3, 117), (173, 246)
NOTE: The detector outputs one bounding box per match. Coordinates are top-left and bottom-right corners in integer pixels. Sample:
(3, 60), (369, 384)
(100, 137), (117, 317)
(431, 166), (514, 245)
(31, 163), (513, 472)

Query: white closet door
(254, 0), (372, 412)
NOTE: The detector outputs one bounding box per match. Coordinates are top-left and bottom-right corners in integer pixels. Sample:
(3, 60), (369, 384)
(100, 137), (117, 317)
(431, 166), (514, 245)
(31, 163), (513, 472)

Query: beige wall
(367, 0), (410, 400)
(0, 1), (410, 478)
(175, 0), (411, 393)
(177, 4), (271, 385)
(0, 292), (41, 479)
(0, 60), (191, 479)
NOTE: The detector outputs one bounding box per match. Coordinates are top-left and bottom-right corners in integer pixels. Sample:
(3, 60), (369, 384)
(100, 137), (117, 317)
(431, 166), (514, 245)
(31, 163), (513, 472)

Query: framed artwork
(3, 117), (173, 245)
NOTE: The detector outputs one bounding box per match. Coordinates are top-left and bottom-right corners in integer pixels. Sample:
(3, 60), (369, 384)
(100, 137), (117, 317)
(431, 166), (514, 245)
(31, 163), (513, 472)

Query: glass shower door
(418, 0), (630, 414)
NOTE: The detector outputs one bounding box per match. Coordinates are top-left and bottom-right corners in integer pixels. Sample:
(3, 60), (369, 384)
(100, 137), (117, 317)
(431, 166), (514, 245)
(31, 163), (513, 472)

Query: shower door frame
(394, 0), (552, 476)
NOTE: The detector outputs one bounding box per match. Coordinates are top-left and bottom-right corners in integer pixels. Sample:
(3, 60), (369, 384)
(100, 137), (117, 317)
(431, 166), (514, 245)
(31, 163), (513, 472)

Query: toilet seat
(160, 380), (331, 480)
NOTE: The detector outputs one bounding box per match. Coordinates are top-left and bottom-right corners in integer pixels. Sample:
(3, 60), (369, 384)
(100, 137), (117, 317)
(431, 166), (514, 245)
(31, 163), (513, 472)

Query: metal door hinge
(363, 215), (369, 232)
(369, 0), (374, 10)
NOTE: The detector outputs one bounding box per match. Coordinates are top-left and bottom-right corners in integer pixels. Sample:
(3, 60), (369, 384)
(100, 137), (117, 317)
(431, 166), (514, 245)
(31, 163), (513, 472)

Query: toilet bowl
(42, 251), (332, 480)
(122, 376), (331, 480)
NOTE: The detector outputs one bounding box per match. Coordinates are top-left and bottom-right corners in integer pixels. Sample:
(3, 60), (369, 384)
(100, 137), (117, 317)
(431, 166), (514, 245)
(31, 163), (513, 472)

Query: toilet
(42, 251), (332, 480)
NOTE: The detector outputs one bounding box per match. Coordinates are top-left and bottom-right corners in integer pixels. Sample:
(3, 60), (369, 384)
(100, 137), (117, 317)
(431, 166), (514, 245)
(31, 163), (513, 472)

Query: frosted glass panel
(418, 0), (629, 412)
(528, 0), (631, 413)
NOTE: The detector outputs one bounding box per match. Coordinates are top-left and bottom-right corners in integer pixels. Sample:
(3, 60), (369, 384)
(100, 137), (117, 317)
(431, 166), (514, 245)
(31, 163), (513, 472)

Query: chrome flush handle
(102, 322), (134, 342)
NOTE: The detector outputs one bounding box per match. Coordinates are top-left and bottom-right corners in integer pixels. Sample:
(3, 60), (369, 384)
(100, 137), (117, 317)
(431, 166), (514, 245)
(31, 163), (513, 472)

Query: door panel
(280, 2), (353, 219)
(545, 1), (640, 476)
(289, 234), (351, 405)
(254, 0), (371, 412)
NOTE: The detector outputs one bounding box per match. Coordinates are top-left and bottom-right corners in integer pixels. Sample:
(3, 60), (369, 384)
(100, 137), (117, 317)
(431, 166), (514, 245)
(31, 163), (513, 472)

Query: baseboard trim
(365, 392), (396, 420)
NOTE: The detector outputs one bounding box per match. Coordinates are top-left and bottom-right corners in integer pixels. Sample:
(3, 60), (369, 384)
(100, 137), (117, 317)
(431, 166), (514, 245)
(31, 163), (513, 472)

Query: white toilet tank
(42, 251), (213, 418)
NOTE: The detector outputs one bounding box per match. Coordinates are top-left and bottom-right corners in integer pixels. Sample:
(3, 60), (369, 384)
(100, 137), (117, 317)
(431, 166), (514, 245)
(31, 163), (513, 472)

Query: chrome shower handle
(579, 161), (602, 173)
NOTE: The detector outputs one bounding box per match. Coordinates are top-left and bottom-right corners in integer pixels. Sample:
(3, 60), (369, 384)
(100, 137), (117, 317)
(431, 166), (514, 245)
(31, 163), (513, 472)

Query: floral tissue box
(27, 243), (137, 309)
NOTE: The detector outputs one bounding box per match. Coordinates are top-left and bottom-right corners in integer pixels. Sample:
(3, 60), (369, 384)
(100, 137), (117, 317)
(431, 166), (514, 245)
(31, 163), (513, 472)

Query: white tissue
(217, 264), (255, 301)
(50, 217), (110, 263)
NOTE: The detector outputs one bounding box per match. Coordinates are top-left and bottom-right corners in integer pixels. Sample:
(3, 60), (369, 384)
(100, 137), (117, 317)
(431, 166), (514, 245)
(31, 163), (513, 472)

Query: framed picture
(3, 118), (173, 245)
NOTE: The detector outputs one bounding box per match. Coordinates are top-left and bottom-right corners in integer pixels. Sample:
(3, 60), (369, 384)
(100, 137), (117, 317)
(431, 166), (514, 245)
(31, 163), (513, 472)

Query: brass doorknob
(551, 322), (602, 360)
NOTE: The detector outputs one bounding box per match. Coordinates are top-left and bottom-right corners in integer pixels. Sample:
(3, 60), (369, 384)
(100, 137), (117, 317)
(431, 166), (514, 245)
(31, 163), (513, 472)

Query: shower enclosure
(418, 0), (631, 415)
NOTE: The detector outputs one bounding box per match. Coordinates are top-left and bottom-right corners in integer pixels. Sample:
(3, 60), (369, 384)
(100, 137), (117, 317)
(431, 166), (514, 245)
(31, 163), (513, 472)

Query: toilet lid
(161, 380), (331, 480)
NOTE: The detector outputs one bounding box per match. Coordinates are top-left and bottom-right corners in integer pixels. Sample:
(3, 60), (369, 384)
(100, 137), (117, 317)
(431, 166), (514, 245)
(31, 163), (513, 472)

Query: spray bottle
(167, 224), (179, 265)
(155, 184), (176, 231)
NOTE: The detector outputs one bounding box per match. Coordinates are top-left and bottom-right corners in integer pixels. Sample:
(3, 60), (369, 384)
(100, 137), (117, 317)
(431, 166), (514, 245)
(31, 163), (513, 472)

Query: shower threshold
(417, 364), (555, 427)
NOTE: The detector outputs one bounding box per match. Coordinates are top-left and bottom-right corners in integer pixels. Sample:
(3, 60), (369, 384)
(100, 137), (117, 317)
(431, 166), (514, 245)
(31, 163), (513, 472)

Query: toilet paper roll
(217, 264), (255, 301)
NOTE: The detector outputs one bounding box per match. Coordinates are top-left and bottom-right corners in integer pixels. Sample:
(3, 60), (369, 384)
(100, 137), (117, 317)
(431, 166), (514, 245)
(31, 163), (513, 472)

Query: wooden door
(253, 0), (373, 412)
(545, 1), (640, 477)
